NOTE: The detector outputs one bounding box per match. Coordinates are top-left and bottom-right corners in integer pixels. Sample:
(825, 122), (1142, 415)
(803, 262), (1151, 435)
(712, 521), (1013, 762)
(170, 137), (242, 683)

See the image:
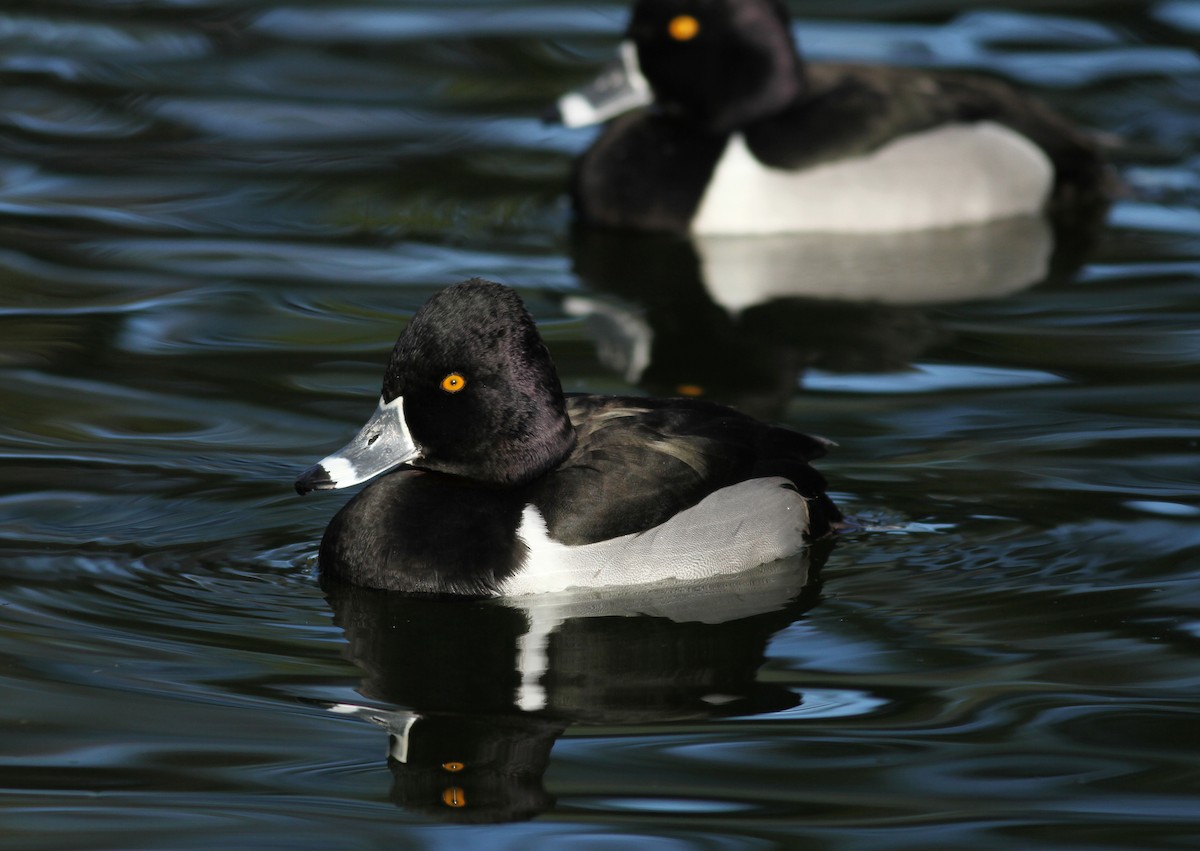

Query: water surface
(2, 1), (1199, 848)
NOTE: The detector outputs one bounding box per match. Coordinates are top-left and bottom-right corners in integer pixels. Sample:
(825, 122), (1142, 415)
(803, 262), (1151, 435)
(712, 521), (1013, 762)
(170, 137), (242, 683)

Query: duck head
(555, 0), (804, 134)
(296, 280), (577, 494)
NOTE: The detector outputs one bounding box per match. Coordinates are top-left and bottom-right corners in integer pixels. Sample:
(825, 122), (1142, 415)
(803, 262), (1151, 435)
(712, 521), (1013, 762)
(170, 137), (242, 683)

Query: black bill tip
(295, 463), (334, 496)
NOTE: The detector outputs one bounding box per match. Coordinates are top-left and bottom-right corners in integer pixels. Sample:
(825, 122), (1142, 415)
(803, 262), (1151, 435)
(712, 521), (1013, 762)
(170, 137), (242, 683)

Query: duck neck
(504, 400), (577, 488)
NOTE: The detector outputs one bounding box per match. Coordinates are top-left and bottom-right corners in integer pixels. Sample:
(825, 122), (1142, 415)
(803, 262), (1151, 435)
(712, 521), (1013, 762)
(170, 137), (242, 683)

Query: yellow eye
(668, 14), (700, 41)
(442, 761), (465, 773)
(440, 373), (466, 393)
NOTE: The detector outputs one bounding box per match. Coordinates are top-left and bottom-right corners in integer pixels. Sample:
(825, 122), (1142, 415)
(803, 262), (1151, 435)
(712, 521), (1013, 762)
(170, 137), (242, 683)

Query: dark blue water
(2, 2), (1199, 848)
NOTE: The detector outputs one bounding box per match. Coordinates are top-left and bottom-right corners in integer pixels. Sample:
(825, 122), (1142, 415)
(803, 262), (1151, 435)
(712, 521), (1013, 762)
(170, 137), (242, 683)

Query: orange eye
(668, 14), (700, 41)
(442, 787), (466, 808)
(440, 373), (466, 393)
(442, 761), (465, 773)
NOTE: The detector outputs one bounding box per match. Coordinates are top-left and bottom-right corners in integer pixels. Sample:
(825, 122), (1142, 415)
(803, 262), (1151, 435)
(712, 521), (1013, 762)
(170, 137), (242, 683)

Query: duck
(552, 0), (1112, 234)
(295, 279), (841, 596)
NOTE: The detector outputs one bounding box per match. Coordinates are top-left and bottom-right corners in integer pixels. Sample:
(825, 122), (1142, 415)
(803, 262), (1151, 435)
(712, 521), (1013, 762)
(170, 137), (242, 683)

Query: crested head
(381, 279), (577, 486)
(628, 0), (803, 134)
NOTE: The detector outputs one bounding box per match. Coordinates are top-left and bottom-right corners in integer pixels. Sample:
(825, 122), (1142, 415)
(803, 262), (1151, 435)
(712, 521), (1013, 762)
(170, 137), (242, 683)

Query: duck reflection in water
(565, 211), (1102, 419)
(322, 551), (825, 823)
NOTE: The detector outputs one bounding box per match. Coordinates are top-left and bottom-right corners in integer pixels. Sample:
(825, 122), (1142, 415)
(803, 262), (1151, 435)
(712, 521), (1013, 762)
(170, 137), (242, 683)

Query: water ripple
(1, 1), (1198, 845)
(252, 6), (624, 43)
(0, 13), (210, 59)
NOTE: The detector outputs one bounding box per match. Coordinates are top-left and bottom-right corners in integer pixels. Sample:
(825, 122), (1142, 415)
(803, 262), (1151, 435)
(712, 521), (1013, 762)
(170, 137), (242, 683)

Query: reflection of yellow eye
(442, 787), (466, 808)
(440, 373), (466, 393)
(668, 14), (700, 41)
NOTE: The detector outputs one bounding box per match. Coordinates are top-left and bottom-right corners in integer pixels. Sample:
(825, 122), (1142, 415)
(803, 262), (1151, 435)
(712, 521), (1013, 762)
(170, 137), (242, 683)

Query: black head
(382, 279), (576, 487)
(627, 0), (803, 133)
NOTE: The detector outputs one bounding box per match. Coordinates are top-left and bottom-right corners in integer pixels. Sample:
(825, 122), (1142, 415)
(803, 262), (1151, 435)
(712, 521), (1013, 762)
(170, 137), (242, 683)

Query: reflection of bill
(328, 705), (563, 824)
(321, 554), (824, 823)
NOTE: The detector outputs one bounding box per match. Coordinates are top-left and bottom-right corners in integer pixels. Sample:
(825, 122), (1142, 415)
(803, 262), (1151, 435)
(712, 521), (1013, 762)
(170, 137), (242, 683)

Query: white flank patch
(691, 121), (1054, 234)
(501, 477), (810, 595)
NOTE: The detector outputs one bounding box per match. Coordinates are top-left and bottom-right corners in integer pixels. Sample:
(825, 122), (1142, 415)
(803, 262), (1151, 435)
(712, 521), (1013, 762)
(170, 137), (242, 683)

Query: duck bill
(295, 396), (419, 495)
(551, 41), (653, 128)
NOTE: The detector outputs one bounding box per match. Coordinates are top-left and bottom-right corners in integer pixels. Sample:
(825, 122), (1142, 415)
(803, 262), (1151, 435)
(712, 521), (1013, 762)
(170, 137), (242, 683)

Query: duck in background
(551, 0), (1114, 234)
(295, 279), (840, 595)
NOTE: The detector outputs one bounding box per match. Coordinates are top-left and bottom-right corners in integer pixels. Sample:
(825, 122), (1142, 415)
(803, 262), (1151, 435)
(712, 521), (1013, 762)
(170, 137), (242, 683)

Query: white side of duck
(691, 121), (1054, 234)
(503, 477), (810, 595)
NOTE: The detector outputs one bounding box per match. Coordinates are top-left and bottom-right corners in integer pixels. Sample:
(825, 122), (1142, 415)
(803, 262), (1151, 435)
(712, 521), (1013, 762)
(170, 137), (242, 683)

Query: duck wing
(529, 395), (836, 546)
(746, 62), (1109, 203)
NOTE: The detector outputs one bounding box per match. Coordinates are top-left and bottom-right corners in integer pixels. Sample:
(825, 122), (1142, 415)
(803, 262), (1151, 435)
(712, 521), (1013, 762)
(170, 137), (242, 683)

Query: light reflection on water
(1, 0), (1199, 846)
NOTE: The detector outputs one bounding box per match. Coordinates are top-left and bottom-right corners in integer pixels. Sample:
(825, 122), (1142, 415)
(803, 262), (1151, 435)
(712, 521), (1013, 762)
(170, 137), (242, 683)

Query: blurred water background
(1, 1), (1199, 847)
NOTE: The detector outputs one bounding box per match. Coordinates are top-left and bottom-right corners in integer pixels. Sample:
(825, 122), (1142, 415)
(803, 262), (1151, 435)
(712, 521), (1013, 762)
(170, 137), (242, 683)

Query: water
(2, 1), (1199, 847)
